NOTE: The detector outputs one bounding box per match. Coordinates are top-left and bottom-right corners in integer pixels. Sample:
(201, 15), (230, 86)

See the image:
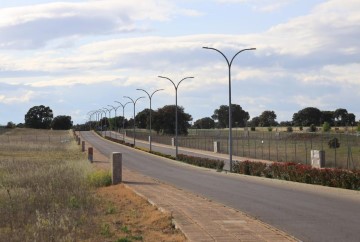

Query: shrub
(232, 160), (360, 190)
(250, 126), (256, 131)
(328, 137), (340, 149)
(299, 126), (303, 131)
(309, 124), (317, 132)
(287, 126), (293, 132)
(267, 127), (273, 132)
(177, 154), (224, 170)
(87, 170), (112, 187)
(322, 122), (331, 132)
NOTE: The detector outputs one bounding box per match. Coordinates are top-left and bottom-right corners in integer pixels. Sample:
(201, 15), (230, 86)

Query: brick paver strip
(82, 137), (298, 242)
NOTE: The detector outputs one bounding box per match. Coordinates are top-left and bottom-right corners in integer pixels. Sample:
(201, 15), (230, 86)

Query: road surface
(81, 131), (360, 242)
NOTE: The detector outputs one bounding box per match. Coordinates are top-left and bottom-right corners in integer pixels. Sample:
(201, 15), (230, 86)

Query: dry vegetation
(0, 128), (185, 242)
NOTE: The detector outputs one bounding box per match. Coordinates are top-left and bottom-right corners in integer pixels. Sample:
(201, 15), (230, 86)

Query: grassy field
(0, 128), (185, 242)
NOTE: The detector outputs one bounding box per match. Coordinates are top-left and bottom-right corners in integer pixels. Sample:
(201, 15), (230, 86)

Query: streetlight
(108, 105), (121, 132)
(203, 46), (256, 172)
(102, 107), (112, 137)
(115, 101), (132, 142)
(87, 110), (97, 130)
(98, 109), (106, 132)
(136, 88), (164, 152)
(158, 76), (194, 159)
(124, 96), (145, 146)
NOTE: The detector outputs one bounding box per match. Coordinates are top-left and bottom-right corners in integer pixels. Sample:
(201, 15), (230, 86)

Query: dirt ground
(84, 141), (186, 242)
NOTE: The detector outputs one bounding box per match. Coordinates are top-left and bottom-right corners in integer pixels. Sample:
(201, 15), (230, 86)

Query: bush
(322, 122), (331, 132)
(87, 170), (112, 187)
(309, 124), (316, 132)
(250, 126), (256, 131)
(268, 127), (273, 132)
(232, 161), (360, 190)
(177, 154), (224, 170)
(287, 126), (293, 132)
(328, 137), (340, 149)
(299, 126), (303, 131)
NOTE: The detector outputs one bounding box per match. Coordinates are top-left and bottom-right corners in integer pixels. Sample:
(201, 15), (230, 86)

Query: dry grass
(0, 128), (186, 242)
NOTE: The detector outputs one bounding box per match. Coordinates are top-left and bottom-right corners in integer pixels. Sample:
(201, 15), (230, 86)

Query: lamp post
(136, 88), (164, 152)
(124, 96), (145, 146)
(108, 105), (121, 132)
(115, 101), (132, 142)
(102, 107), (112, 137)
(87, 110), (97, 130)
(203, 46), (256, 172)
(158, 76), (194, 159)
(98, 109), (106, 133)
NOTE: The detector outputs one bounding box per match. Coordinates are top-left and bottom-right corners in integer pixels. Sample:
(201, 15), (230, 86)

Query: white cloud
(0, 90), (35, 104)
(216, 0), (293, 12)
(0, 0), (201, 49)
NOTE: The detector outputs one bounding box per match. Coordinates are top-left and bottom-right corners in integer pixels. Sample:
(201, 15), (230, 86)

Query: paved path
(80, 131), (360, 242)
(83, 136), (297, 241)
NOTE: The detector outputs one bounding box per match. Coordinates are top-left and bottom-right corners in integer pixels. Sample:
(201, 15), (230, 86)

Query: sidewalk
(83, 137), (298, 242)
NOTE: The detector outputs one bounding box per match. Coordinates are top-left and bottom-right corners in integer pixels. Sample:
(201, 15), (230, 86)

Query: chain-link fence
(127, 129), (359, 170)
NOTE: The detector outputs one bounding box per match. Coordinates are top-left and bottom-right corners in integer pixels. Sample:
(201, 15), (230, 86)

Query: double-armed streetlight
(87, 110), (97, 130)
(203, 46), (256, 172)
(158, 76), (194, 159)
(136, 88), (164, 152)
(115, 101), (132, 142)
(108, 105), (121, 132)
(102, 107), (112, 137)
(124, 96), (145, 146)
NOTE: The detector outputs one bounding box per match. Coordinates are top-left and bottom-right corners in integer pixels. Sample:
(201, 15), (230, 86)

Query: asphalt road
(81, 131), (360, 242)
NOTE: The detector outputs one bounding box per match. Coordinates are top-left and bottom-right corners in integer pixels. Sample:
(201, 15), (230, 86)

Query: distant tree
(6, 122), (16, 129)
(193, 117), (215, 129)
(279, 121), (293, 127)
(334, 108), (348, 126)
(249, 116), (260, 127)
(347, 113), (356, 126)
(292, 107), (321, 126)
(153, 105), (192, 135)
(212, 104), (249, 128)
(51, 115), (73, 130)
(321, 111), (335, 126)
(25, 105), (53, 129)
(259, 110), (277, 127)
(135, 109), (153, 129)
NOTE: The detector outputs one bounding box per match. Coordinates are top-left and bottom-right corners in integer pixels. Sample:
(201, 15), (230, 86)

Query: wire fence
(0, 135), (72, 144)
(126, 129), (360, 170)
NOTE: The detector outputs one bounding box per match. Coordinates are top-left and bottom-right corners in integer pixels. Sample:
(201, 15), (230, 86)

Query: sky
(0, 0), (359, 125)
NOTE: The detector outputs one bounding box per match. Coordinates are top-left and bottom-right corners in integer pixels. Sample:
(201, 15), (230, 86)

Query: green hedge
(233, 161), (360, 190)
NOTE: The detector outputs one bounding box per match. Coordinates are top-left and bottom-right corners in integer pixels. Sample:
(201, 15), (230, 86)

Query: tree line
(5, 105), (73, 130)
(5, 104), (358, 133)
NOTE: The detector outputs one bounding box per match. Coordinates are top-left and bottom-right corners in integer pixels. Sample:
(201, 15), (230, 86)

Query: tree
(212, 104), (249, 128)
(25, 105), (53, 129)
(193, 117), (215, 129)
(152, 105), (192, 135)
(249, 116), (260, 127)
(321, 111), (335, 126)
(292, 107), (321, 126)
(334, 108), (348, 126)
(6, 122), (16, 129)
(51, 115), (73, 130)
(135, 109), (152, 129)
(258, 110), (277, 127)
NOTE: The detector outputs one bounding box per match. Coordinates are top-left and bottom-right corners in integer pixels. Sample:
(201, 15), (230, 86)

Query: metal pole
(203, 46), (256, 172)
(158, 76), (194, 159)
(137, 88), (164, 152)
(115, 101), (132, 142)
(124, 96), (145, 146)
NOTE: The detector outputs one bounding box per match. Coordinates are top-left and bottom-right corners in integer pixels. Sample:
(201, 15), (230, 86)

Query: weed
(100, 223), (112, 237)
(87, 169), (112, 187)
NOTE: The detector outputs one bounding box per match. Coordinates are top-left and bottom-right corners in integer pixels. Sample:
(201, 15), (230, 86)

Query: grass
(0, 128), (186, 242)
(0, 129), (97, 241)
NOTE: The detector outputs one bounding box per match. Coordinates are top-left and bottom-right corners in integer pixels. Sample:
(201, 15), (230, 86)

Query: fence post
(82, 141), (85, 152)
(77, 137), (81, 145)
(111, 152), (122, 185)
(88, 147), (93, 163)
